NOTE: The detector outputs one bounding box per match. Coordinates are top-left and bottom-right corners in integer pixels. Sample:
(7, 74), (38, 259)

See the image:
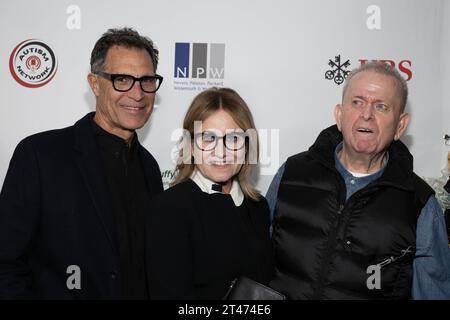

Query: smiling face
(335, 71), (409, 163)
(193, 109), (245, 192)
(88, 45), (156, 140)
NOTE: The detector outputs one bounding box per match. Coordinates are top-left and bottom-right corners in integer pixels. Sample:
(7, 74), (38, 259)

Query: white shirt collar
(348, 171), (371, 178)
(190, 170), (244, 206)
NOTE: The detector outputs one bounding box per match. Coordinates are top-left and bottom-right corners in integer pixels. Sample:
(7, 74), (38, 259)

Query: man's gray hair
(342, 61), (408, 112)
(90, 27), (159, 74)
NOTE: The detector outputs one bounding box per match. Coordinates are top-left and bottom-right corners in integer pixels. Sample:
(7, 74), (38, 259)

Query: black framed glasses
(194, 131), (247, 151)
(95, 71), (163, 93)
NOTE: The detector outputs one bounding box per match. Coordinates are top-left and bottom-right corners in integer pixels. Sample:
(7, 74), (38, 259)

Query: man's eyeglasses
(95, 71), (163, 93)
(194, 131), (247, 151)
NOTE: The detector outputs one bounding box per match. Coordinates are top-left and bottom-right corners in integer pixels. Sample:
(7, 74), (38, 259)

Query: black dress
(146, 179), (273, 299)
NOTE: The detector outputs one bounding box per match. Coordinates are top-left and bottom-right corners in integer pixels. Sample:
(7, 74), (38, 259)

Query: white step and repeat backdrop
(1, 0), (449, 193)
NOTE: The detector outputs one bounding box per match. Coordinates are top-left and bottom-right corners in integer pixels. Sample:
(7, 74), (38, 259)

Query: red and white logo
(359, 59), (412, 81)
(9, 39), (58, 88)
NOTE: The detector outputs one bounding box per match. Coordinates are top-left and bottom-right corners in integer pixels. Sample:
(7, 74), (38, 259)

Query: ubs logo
(325, 55), (351, 85)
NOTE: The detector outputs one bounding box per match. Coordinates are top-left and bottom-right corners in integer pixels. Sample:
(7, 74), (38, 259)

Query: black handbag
(223, 276), (286, 300)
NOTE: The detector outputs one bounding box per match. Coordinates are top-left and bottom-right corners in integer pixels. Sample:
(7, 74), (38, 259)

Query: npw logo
(173, 42), (225, 91)
(174, 43), (225, 79)
(9, 39), (58, 88)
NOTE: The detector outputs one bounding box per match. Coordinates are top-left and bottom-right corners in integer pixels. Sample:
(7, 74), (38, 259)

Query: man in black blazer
(0, 27), (164, 299)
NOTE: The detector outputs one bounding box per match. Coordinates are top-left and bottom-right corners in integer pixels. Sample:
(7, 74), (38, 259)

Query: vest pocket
(369, 246), (415, 299)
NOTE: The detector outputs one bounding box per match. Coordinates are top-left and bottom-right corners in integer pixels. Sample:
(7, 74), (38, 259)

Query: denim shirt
(266, 146), (450, 299)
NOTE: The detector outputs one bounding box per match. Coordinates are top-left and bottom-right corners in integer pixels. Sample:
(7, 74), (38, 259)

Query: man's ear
(394, 112), (410, 141)
(334, 104), (343, 131)
(87, 73), (100, 97)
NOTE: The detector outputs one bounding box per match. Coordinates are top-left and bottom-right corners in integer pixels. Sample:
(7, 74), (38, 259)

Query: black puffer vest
(270, 125), (434, 299)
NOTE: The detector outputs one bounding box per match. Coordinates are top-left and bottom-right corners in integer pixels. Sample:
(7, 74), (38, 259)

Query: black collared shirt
(92, 120), (149, 299)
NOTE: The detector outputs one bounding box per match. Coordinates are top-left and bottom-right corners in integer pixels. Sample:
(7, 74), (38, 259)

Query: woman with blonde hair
(146, 87), (272, 299)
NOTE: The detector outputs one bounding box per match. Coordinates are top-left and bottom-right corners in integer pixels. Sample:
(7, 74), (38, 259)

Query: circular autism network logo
(9, 39), (58, 88)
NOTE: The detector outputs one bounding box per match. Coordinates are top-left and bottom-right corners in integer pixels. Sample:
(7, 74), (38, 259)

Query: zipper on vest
(311, 171), (348, 298)
(312, 203), (345, 298)
(377, 245), (414, 268)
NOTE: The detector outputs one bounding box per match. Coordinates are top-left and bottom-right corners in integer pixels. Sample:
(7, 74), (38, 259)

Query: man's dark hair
(90, 27), (159, 73)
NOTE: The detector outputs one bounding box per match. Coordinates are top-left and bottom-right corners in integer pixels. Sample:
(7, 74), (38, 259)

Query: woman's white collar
(190, 170), (244, 206)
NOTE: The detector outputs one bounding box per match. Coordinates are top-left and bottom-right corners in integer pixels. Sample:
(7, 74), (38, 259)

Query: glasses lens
(225, 133), (246, 150)
(113, 75), (134, 91)
(141, 77), (160, 93)
(196, 132), (216, 151)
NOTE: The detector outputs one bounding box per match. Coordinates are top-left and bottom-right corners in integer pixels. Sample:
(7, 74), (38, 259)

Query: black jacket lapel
(72, 113), (118, 255)
(138, 144), (163, 197)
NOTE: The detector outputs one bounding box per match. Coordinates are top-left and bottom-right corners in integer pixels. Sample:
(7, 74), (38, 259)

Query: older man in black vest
(267, 62), (450, 299)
